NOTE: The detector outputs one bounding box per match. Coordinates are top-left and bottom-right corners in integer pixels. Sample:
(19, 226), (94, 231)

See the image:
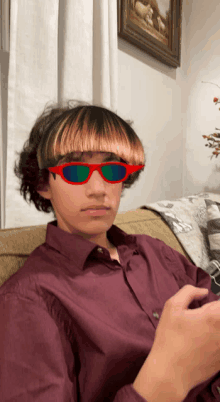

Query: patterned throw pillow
(205, 199), (220, 295)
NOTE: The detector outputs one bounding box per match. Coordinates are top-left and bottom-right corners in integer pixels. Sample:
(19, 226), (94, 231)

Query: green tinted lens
(63, 165), (89, 183)
(63, 164), (126, 183)
(101, 164), (126, 181)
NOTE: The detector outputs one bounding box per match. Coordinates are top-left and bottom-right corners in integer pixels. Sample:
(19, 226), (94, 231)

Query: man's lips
(82, 206), (110, 211)
(82, 208), (110, 215)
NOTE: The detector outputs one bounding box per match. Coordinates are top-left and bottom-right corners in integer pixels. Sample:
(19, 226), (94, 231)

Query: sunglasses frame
(48, 162), (145, 185)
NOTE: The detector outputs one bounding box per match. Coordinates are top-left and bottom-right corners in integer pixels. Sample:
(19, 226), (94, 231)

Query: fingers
(167, 285), (209, 310)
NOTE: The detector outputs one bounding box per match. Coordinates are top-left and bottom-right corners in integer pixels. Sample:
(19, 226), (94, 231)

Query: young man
(1, 103), (220, 401)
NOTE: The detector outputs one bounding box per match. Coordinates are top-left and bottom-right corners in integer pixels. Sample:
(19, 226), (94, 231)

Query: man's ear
(36, 177), (51, 199)
(37, 187), (51, 200)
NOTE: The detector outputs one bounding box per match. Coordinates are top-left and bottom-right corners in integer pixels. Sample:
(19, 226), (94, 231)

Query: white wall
(183, 0), (220, 197)
(118, 0), (220, 213)
(117, 0), (188, 212)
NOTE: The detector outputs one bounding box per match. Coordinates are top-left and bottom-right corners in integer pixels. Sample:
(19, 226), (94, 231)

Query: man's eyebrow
(58, 153), (123, 164)
(104, 154), (127, 164)
(103, 154), (121, 162)
(57, 154), (82, 165)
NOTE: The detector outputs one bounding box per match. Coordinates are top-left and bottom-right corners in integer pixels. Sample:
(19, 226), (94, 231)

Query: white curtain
(1, 0), (118, 229)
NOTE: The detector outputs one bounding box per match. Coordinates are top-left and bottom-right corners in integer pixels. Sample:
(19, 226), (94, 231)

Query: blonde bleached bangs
(37, 101), (146, 170)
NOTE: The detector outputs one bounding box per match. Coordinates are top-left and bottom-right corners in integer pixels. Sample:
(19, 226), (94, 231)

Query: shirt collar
(45, 220), (137, 270)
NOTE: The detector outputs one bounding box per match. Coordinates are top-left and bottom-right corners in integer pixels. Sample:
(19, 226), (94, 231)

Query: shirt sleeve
(113, 384), (148, 401)
(0, 294), (77, 401)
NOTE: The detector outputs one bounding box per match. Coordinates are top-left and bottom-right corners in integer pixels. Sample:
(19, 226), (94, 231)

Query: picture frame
(117, 0), (182, 68)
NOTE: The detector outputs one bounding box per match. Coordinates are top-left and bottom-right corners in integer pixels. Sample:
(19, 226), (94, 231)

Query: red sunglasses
(48, 162), (145, 185)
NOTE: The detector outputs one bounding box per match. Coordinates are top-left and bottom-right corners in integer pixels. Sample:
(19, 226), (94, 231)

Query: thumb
(172, 285), (208, 311)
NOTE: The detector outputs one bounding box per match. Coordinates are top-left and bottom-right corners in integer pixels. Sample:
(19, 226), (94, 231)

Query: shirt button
(97, 247), (104, 253)
(153, 312), (160, 319)
(217, 386), (220, 394)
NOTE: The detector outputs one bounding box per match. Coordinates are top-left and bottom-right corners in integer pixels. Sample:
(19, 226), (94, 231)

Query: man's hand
(133, 285), (220, 401)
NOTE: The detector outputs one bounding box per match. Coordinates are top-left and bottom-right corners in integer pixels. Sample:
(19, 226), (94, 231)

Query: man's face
(37, 152), (124, 248)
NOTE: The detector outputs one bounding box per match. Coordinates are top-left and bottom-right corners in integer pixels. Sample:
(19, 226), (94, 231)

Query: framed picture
(117, 0), (182, 68)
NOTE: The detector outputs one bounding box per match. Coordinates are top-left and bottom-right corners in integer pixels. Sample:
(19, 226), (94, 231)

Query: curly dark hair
(13, 100), (146, 219)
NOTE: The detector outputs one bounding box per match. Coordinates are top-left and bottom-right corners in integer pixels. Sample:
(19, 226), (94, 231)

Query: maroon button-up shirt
(0, 220), (220, 401)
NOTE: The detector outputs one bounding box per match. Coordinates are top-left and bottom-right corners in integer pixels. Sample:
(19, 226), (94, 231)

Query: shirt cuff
(113, 383), (147, 401)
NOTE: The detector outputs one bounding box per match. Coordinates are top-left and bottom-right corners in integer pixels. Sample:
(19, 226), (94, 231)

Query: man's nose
(89, 169), (105, 183)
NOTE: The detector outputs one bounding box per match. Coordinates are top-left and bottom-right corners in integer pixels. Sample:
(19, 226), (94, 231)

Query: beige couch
(0, 207), (192, 288)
